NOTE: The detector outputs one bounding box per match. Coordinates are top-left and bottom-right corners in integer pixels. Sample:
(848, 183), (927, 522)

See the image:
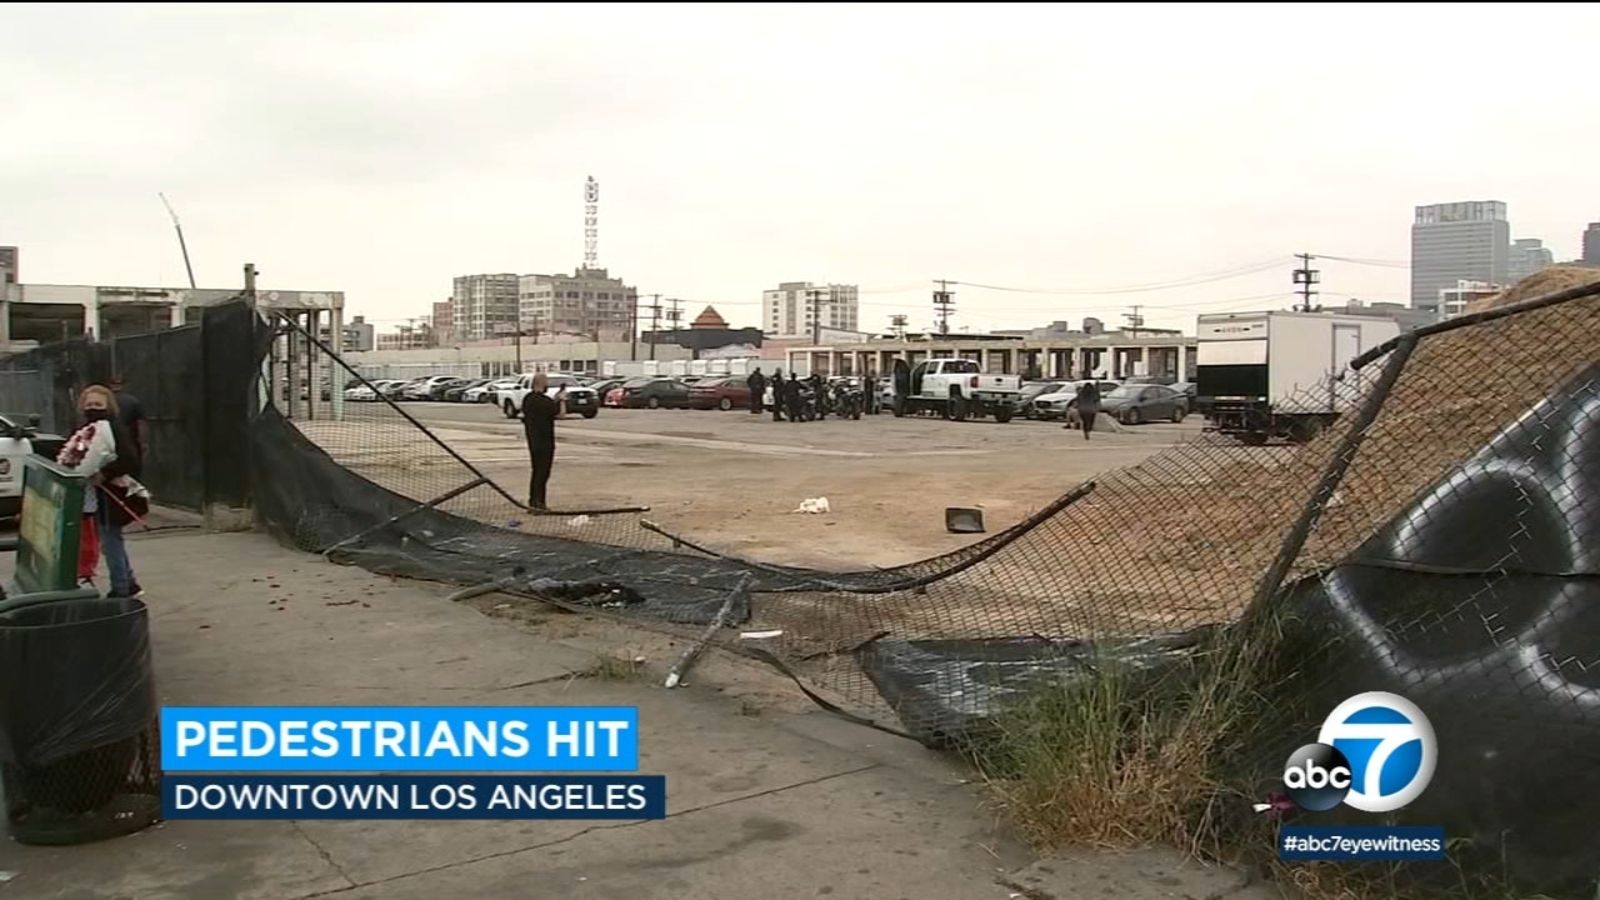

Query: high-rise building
(431, 300), (454, 343)
(517, 267), (638, 341)
(761, 282), (860, 338)
(1411, 201), (1510, 316)
(1507, 238), (1554, 284)
(1439, 280), (1502, 321)
(342, 315), (376, 352)
(0, 246), (17, 286)
(1584, 223), (1600, 265)
(451, 274), (520, 341)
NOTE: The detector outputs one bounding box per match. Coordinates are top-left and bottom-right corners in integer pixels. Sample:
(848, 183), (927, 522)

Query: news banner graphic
(159, 707), (666, 820)
(1272, 692), (1445, 861)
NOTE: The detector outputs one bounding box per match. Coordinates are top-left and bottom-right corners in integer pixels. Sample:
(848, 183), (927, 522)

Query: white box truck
(1195, 310), (1399, 444)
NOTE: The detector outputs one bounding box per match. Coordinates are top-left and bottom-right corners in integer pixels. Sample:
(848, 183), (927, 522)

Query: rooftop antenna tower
(584, 176), (600, 270)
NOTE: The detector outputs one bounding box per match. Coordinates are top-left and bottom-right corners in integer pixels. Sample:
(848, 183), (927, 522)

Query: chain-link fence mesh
(251, 289), (1597, 892)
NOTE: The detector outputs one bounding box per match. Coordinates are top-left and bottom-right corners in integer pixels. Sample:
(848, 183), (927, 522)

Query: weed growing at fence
(962, 623), (1273, 858)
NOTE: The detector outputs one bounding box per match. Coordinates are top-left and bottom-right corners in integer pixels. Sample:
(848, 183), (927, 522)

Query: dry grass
(1467, 265), (1600, 313)
(962, 628), (1273, 858)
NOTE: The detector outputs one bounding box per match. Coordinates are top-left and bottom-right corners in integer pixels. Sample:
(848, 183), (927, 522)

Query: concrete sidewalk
(0, 530), (1269, 900)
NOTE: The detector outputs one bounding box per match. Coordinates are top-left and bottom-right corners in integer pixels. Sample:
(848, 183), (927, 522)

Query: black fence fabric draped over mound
(254, 288), (1600, 895)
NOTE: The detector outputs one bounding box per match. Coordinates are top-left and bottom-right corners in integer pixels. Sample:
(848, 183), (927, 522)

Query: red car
(688, 376), (753, 410)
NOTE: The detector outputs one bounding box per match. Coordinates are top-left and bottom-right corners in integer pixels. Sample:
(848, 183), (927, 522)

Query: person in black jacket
(1071, 379), (1102, 441)
(784, 375), (805, 423)
(521, 373), (566, 510)
(770, 370), (786, 422)
(747, 368), (766, 415)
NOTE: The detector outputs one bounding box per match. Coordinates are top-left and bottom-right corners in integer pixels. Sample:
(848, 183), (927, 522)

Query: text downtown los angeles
(172, 781), (653, 813)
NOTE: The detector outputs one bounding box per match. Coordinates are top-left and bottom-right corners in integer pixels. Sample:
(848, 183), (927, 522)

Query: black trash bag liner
(857, 627), (1216, 748)
(0, 596), (157, 815)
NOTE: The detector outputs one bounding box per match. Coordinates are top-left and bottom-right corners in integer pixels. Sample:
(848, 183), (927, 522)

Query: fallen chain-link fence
(246, 281), (1599, 894)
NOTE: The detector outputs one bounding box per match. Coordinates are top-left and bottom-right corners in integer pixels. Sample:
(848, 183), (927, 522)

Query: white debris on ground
(793, 497), (830, 514)
(569, 515), (592, 527)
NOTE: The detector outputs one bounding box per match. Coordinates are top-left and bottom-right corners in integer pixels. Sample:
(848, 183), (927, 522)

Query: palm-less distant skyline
(4, 3), (1597, 334)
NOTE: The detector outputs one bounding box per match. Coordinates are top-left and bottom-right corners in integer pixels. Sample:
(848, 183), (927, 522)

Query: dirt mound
(1467, 265), (1600, 313)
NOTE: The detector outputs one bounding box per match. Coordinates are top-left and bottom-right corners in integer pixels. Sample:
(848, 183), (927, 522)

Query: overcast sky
(4, 3), (1598, 335)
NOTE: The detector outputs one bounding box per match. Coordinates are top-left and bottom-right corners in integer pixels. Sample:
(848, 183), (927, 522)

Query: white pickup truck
(0, 414), (63, 518)
(889, 358), (1021, 423)
(495, 373), (600, 420)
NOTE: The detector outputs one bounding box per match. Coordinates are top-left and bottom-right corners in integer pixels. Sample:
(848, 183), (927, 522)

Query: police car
(0, 414), (64, 519)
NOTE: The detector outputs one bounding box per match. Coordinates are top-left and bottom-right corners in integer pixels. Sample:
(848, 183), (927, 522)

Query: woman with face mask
(55, 384), (148, 598)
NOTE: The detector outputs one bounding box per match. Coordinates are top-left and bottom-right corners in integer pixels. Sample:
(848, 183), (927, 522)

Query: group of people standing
(745, 368), (879, 423)
(58, 376), (151, 598)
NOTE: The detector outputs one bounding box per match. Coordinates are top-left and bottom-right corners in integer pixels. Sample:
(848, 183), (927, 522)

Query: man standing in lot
(770, 370), (786, 422)
(785, 374), (805, 423)
(1071, 378), (1101, 441)
(747, 367), (766, 415)
(521, 372), (566, 510)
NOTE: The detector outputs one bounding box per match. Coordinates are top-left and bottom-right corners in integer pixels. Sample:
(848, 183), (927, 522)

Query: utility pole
(889, 314), (907, 339)
(647, 294), (662, 360)
(244, 263), (258, 305)
(629, 293), (639, 361)
(665, 297), (682, 331)
(1123, 304), (1144, 338)
(1293, 252), (1320, 311)
(808, 287), (827, 346)
(933, 280), (955, 335)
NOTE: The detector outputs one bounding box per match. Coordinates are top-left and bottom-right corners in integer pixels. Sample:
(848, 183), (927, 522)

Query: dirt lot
(393, 402), (1207, 569)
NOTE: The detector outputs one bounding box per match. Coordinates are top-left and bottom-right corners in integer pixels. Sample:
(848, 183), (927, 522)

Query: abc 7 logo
(1282, 692), (1437, 813)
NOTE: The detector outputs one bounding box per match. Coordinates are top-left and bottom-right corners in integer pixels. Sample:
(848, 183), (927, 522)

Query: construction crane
(159, 192), (197, 289)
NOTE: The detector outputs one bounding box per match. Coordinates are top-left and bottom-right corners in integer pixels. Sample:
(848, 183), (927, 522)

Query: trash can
(0, 594), (162, 844)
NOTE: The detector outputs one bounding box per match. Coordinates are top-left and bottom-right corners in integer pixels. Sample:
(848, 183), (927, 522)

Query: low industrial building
(0, 276), (344, 350)
(344, 335), (692, 382)
(785, 331), (1199, 382)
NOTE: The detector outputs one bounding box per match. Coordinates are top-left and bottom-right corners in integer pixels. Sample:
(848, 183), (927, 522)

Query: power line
(1318, 254), (1410, 269)
(951, 256), (1290, 296)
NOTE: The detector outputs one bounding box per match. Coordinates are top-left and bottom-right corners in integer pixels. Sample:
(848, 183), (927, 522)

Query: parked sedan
(398, 376), (454, 401)
(1101, 384), (1188, 424)
(427, 377), (473, 401)
(605, 377), (660, 408)
(616, 379), (692, 409)
(688, 376), (752, 410)
(467, 379), (517, 403)
(1017, 381), (1068, 418)
(442, 378), (489, 402)
(1030, 380), (1121, 420)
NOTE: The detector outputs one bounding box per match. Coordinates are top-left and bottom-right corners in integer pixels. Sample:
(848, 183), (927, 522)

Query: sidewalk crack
(293, 820), (357, 889)
(291, 763), (880, 898)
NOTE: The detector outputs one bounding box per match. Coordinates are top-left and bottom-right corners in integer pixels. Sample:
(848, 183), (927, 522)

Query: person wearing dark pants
(785, 376), (805, 423)
(1069, 379), (1101, 441)
(770, 371), (786, 421)
(747, 368), (766, 415)
(521, 372), (565, 510)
